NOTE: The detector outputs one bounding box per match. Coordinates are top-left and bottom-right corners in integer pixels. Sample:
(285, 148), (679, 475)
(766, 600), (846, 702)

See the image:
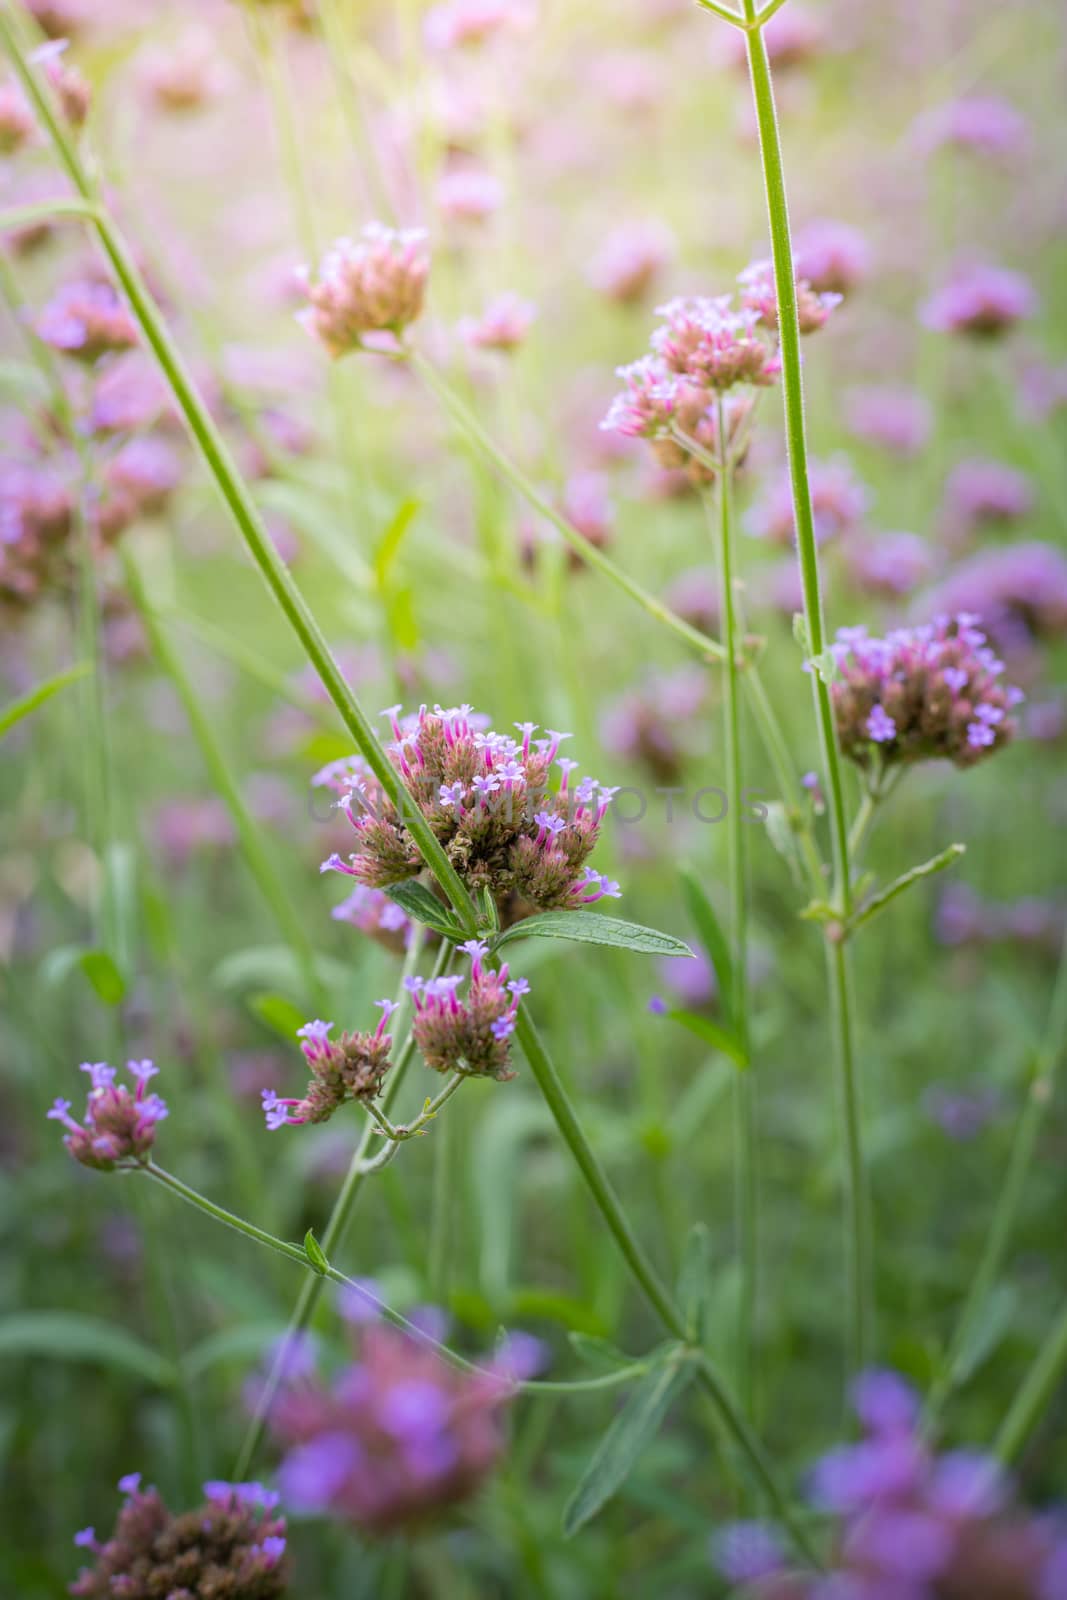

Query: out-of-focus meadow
(1, 0), (1066, 1594)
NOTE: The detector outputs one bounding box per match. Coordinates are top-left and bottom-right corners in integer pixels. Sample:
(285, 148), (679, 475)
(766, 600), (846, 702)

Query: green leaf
(568, 1332), (640, 1372)
(662, 1009), (748, 1070)
(850, 844), (966, 934)
(248, 991), (307, 1041)
(952, 1283), (1018, 1388)
(303, 1230), (329, 1276)
(562, 1350), (693, 1536)
(385, 880), (464, 938)
(79, 948), (127, 1006)
(496, 911), (694, 958)
(385, 583), (419, 652)
(374, 497), (420, 588)
(678, 867), (735, 1029)
(0, 1312), (177, 1387)
(762, 802), (806, 889)
(0, 662), (90, 739)
(677, 1224), (713, 1344)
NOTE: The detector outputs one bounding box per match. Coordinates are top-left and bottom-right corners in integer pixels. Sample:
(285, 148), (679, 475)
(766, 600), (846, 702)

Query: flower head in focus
(408, 941), (528, 1082)
(48, 1060), (168, 1172)
(297, 225), (429, 358)
(69, 1474), (288, 1597)
(319, 704), (619, 918)
(738, 258), (841, 335)
(262, 1008), (397, 1130)
(830, 615), (1023, 771)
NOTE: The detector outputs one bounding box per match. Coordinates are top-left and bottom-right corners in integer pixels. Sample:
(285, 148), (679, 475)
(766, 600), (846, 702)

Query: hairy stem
(711, 410), (756, 1412)
(734, 0), (872, 1376)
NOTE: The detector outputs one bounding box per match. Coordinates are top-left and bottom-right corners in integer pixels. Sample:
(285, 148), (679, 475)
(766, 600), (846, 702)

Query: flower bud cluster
(319, 704), (620, 917)
(70, 1474), (287, 1598)
(297, 224), (429, 357)
(407, 940), (529, 1082)
(830, 614), (1023, 771)
(48, 1060), (168, 1171)
(262, 1007), (397, 1130)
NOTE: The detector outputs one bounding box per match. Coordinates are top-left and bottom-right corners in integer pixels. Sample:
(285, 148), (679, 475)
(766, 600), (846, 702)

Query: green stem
(825, 937), (872, 1375)
(513, 1003), (817, 1563)
(144, 1163), (309, 1267)
(710, 412), (756, 1413)
(995, 1298), (1067, 1464)
(409, 351), (726, 663)
(928, 932), (1067, 1420)
(731, 0), (872, 1377)
(0, 7), (478, 936)
(121, 546), (326, 1011)
(232, 936), (450, 1480)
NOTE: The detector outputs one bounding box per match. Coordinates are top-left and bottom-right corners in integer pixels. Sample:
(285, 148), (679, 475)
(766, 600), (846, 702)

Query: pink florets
(459, 291), (536, 351)
(36, 279), (139, 364)
(845, 385), (932, 456)
(408, 942), (527, 1081)
(271, 1319), (514, 1535)
(737, 258), (841, 335)
(652, 295), (784, 390)
(794, 219), (872, 298)
(587, 219), (675, 304)
(436, 166), (503, 223)
(830, 615), (1023, 771)
(297, 225), (429, 358)
(263, 1007), (397, 1130)
(331, 884), (414, 954)
(921, 264), (1037, 338)
(424, 0), (533, 52)
(48, 1061), (168, 1172)
(747, 455), (868, 546)
(320, 705), (618, 918)
(911, 95), (1028, 160)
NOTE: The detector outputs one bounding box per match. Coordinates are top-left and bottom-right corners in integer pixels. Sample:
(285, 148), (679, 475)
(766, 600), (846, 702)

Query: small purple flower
(922, 264), (1037, 338)
(49, 1062), (168, 1172)
(866, 704), (897, 743)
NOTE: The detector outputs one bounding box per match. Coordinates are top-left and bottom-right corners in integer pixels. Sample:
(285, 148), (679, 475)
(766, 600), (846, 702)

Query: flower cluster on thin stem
(48, 1060), (168, 1171)
(408, 939), (529, 1082)
(318, 703), (619, 917)
(262, 1006), (397, 1130)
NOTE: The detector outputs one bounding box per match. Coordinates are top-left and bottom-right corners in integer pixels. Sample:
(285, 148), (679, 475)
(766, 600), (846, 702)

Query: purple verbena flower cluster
(262, 1007), (397, 1129)
(319, 703), (620, 917)
(829, 615), (1023, 770)
(600, 259), (836, 480)
(270, 1319), (512, 1536)
(747, 454), (868, 546)
(330, 883), (415, 954)
(36, 279), (140, 364)
(715, 1372), (1067, 1600)
(922, 264), (1037, 339)
(70, 1474), (288, 1598)
(600, 665), (708, 783)
(408, 940), (529, 1081)
(922, 543), (1067, 660)
(297, 224), (430, 357)
(0, 459), (75, 613)
(48, 1060), (168, 1171)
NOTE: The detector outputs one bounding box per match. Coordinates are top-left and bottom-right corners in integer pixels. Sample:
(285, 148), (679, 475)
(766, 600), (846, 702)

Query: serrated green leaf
(79, 948), (127, 1006)
(248, 990), (308, 1041)
(562, 1351), (693, 1536)
(0, 662), (90, 739)
(0, 1313), (177, 1387)
(679, 867), (735, 1029)
(497, 911), (694, 958)
(662, 1009), (748, 1070)
(374, 497), (420, 588)
(677, 1224), (713, 1344)
(385, 880), (464, 937)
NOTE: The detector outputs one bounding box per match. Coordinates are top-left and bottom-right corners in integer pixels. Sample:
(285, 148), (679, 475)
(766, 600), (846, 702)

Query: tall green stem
(711, 408), (756, 1412)
(734, 0), (872, 1376)
(514, 1004), (817, 1563)
(121, 546), (325, 1010)
(0, 6), (479, 935)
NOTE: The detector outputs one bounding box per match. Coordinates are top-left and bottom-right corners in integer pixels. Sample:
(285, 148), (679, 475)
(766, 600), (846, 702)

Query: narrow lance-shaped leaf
(850, 843), (966, 935)
(661, 1007), (748, 1071)
(563, 1348), (694, 1536)
(496, 911), (694, 958)
(679, 867), (736, 1030)
(0, 1312), (177, 1387)
(0, 662), (90, 739)
(677, 1224), (713, 1345)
